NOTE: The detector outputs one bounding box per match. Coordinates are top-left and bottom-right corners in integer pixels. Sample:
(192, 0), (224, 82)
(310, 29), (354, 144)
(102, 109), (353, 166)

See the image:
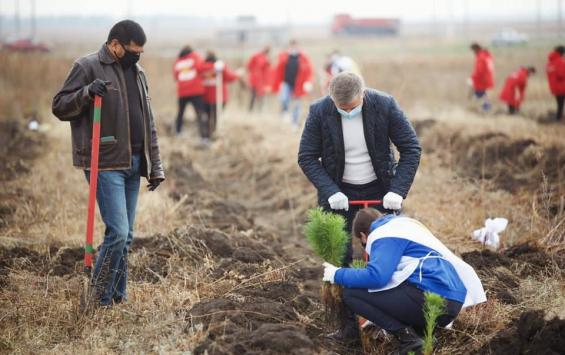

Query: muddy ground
(0, 121), (44, 232)
(1, 115), (565, 354)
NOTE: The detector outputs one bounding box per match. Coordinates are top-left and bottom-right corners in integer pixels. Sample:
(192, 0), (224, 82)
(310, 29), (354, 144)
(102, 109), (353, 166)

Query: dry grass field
(1, 37), (564, 354)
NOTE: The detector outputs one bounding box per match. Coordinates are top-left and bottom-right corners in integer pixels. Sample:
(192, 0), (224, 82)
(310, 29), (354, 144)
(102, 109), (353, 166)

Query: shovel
(349, 200), (382, 208)
(214, 61), (224, 137)
(80, 95), (102, 311)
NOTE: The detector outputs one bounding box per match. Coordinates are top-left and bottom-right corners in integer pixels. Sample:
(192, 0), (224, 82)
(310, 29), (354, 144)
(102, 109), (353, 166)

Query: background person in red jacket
(272, 40), (313, 129)
(469, 43), (495, 112)
(546, 45), (565, 121)
(201, 51), (240, 143)
(247, 46), (271, 112)
(173, 45), (206, 137)
(499, 66), (536, 115)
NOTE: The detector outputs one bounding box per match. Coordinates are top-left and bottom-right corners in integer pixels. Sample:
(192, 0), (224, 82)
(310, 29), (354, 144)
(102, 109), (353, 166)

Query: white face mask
(337, 103), (363, 119)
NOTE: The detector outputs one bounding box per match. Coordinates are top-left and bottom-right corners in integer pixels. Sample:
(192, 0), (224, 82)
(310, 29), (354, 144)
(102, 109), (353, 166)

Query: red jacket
(247, 51), (271, 96)
(201, 61), (239, 104)
(546, 50), (565, 95)
(272, 51), (313, 98)
(173, 52), (205, 97)
(471, 50), (495, 91)
(499, 68), (529, 108)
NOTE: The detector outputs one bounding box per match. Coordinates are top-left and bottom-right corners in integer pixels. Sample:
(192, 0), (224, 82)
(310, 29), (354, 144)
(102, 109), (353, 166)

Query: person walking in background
(247, 46), (272, 112)
(546, 45), (565, 121)
(273, 40), (313, 129)
(173, 45), (206, 140)
(201, 51), (240, 143)
(321, 50), (361, 96)
(468, 43), (495, 112)
(298, 72), (421, 342)
(499, 66), (536, 115)
(52, 20), (165, 306)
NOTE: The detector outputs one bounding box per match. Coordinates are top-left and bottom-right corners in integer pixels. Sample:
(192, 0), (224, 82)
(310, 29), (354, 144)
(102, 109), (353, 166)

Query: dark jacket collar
(98, 43), (118, 64)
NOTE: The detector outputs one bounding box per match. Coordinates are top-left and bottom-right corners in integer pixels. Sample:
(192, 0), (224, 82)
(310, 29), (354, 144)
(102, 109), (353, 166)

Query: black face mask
(119, 44), (140, 69)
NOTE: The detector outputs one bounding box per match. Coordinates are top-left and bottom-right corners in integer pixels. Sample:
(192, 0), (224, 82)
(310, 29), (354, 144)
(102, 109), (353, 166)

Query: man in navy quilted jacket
(298, 72), (421, 341)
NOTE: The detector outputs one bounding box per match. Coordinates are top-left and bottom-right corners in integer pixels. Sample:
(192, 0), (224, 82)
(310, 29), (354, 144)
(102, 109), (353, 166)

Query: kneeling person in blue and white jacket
(323, 208), (486, 354)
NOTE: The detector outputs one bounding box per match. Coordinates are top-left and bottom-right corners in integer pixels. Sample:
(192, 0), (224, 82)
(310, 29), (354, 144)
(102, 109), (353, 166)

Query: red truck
(332, 14), (400, 36)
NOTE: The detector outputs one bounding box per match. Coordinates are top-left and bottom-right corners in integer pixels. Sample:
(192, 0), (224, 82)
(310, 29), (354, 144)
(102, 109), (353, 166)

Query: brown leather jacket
(52, 44), (165, 181)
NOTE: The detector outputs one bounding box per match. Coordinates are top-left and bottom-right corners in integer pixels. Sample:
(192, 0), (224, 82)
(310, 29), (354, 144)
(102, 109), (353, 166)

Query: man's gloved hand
(383, 192), (403, 210)
(147, 178), (164, 191)
(214, 60), (225, 72)
(87, 79), (111, 98)
(322, 262), (340, 284)
(328, 192), (349, 211)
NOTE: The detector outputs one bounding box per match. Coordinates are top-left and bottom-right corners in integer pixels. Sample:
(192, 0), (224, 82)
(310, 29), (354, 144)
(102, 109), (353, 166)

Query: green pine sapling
(304, 208), (349, 325)
(422, 292), (446, 355)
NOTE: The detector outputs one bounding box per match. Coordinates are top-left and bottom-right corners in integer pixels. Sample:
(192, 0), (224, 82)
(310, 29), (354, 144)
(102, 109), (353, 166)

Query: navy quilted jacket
(298, 89), (421, 206)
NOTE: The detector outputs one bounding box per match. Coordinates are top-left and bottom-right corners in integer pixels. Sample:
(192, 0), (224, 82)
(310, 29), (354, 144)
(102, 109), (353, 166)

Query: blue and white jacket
(334, 215), (486, 307)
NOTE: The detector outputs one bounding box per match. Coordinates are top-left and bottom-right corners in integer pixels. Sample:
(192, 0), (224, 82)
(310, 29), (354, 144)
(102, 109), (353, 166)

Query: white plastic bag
(472, 218), (508, 249)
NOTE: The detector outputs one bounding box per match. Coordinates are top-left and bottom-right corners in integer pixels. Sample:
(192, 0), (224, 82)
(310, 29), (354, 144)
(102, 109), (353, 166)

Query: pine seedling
(422, 292), (446, 355)
(304, 208), (349, 265)
(351, 259), (367, 269)
(304, 208), (350, 325)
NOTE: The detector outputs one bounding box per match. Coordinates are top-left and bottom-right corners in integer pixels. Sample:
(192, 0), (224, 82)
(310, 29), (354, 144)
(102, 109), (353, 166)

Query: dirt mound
(0, 245), (84, 287)
(462, 242), (564, 305)
(419, 126), (565, 195)
(476, 310), (565, 354)
(202, 200), (255, 231)
(194, 322), (316, 355)
(0, 120), (44, 181)
(50, 247), (84, 276)
(463, 242), (564, 277)
(166, 152), (207, 200)
(0, 121), (45, 231)
(189, 296), (314, 354)
(239, 281), (300, 303)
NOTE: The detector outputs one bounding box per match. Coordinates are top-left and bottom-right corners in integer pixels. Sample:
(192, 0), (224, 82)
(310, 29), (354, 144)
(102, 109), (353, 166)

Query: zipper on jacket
(136, 69), (151, 178)
(115, 63), (132, 170)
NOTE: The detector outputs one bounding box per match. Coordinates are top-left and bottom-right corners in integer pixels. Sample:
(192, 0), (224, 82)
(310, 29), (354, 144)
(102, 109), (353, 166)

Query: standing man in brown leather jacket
(52, 20), (165, 306)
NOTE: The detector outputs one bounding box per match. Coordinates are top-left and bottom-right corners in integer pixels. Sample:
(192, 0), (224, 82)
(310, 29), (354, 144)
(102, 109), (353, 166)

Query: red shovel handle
(349, 200), (382, 208)
(84, 96), (102, 273)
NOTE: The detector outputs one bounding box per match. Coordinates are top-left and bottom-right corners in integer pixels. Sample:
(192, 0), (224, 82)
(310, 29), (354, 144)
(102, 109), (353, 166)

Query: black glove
(147, 178), (164, 191)
(87, 79), (111, 98)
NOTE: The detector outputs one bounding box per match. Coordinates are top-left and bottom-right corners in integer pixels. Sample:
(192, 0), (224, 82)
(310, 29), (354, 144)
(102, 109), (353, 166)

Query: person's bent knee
(103, 228), (129, 248)
(342, 287), (363, 306)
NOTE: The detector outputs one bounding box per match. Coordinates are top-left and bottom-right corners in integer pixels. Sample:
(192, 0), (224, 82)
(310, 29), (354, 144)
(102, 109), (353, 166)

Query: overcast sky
(0, 0), (562, 24)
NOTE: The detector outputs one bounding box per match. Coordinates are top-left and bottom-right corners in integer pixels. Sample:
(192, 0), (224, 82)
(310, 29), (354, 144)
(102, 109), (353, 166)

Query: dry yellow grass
(1, 37), (564, 354)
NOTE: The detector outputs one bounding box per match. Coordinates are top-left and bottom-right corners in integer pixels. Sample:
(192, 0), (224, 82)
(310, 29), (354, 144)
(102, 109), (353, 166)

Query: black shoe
(326, 326), (360, 343)
(391, 327), (424, 355)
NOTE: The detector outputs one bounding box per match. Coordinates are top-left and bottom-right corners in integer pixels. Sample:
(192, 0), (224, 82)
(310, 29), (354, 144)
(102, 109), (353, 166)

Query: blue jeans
(85, 154), (141, 305)
(280, 82), (302, 125)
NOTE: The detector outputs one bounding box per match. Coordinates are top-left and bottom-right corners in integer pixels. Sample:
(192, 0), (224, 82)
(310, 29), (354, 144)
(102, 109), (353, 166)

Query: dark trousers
(175, 95), (206, 137)
(203, 102), (226, 139)
(556, 95), (564, 121)
(323, 180), (387, 267)
(249, 89), (265, 112)
(508, 105), (518, 115)
(343, 282), (463, 334)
